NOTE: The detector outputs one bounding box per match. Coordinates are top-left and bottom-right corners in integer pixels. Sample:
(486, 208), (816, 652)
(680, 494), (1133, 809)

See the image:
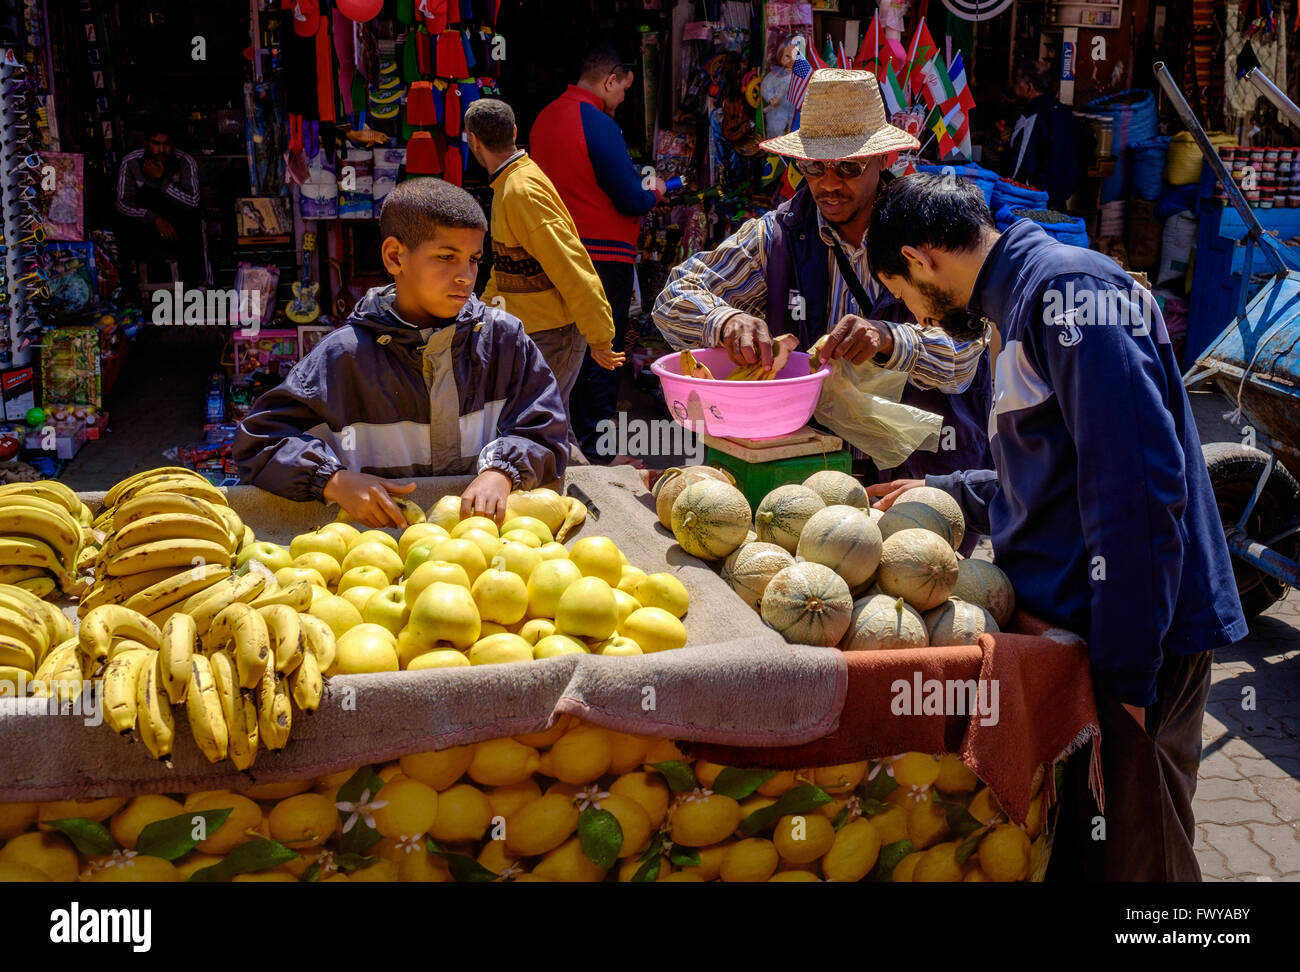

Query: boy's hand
(590, 343), (626, 371)
(866, 478), (925, 511)
(323, 470), (416, 528)
(461, 469), (513, 525)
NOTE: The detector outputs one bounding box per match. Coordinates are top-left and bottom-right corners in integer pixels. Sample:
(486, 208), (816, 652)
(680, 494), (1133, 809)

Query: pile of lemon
(0, 723), (1044, 882)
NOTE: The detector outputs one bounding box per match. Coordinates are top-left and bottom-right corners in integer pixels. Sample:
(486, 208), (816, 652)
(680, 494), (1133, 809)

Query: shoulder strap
(828, 235), (874, 317)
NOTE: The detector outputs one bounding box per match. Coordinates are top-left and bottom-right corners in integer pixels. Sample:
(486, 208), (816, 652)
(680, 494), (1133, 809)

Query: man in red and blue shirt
(531, 45), (664, 460)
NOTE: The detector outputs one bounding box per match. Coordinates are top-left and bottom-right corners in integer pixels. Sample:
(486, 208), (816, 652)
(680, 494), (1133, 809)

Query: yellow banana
(249, 580), (313, 612)
(106, 638), (152, 662)
(77, 503), (94, 528)
(208, 648), (239, 727)
(0, 537), (75, 586)
(76, 545), (100, 573)
(212, 506), (244, 551)
(159, 613), (196, 704)
(29, 638), (84, 703)
(123, 563), (231, 617)
(78, 605), (163, 665)
(206, 601), (270, 688)
(110, 491), (228, 534)
(183, 572), (268, 635)
(555, 497), (588, 543)
(136, 655), (174, 760)
(104, 514), (235, 561)
(0, 583), (69, 652)
(258, 604), (304, 675)
(240, 525), (255, 551)
(337, 497), (426, 525)
(212, 648), (259, 771)
(185, 654), (228, 763)
(680, 349), (715, 380)
(298, 613), (336, 673)
(809, 334), (831, 372)
(0, 665), (29, 694)
(0, 481), (80, 517)
(102, 647), (154, 734)
(102, 539), (232, 579)
(0, 638), (36, 673)
(290, 649), (323, 713)
(102, 466), (205, 510)
(19, 576), (59, 602)
(0, 492), (84, 535)
(257, 660), (291, 751)
(146, 601), (191, 632)
(77, 568), (178, 616)
(127, 477), (228, 507)
(0, 604), (48, 662)
(0, 565), (46, 585)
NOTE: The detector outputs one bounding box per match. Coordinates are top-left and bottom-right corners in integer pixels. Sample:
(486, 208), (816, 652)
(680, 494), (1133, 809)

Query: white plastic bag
(812, 357), (944, 470)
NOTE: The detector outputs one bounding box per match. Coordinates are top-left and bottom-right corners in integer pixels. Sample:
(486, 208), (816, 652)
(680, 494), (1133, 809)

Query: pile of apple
(251, 491), (692, 673)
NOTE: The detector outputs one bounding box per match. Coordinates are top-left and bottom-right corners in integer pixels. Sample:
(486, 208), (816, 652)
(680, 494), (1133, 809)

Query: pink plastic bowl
(650, 347), (831, 440)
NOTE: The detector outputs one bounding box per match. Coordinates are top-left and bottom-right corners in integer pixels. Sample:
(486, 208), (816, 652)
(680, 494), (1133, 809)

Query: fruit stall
(0, 462), (1099, 883)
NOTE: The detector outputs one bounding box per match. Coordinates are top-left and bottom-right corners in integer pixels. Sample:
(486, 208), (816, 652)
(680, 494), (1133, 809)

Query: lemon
(549, 726), (615, 783)
(618, 855), (671, 882)
(0, 803), (37, 841)
(38, 796), (126, 825)
(607, 732), (650, 775)
(868, 804), (909, 845)
(533, 836), (607, 882)
(294, 552), (342, 588)
(891, 752), (942, 788)
(907, 793), (950, 850)
(533, 634), (589, 659)
(555, 576), (619, 640)
(669, 794), (742, 847)
(526, 558), (583, 618)
(477, 839), (517, 876)
(188, 792), (265, 854)
(378, 762), (405, 783)
(757, 770), (801, 796)
(600, 792), (652, 858)
(170, 853), (222, 880)
(341, 542), (404, 583)
(610, 589), (641, 629)
(230, 870), (298, 882)
(348, 858), (399, 882)
(399, 523), (450, 560)
(501, 515), (554, 545)
(537, 542), (569, 561)
(934, 754), (979, 795)
(400, 745), (475, 790)
(468, 632), (534, 665)
(892, 850), (925, 882)
(569, 536), (623, 586)
(334, 623), (400, 674)
(644, 738), (686, 763)
(978, 822), (1030, 882)
(914, 840), (963, 882)
(720, 837), (779, 882)
(812, 761), (869, 794)
(677, 840), (730, 880)
(430, 783), (494, 844)
(87, 855), (181, 882)
(468, 738), (541, 786)
(501, 528), (542, 549)
(739, 794), (779, 818)
(268, 793), (337, 848)
(1025, 793), (1044, 839)
(352, 529), (400, 554)
(769, 870), (821, 882)
(822, 817), (882, 882)
(693, 761), (726, 788)
(427, 495), (463, 530)
(512, 872), (553, 882)
(486, 781), (542, 819)
(471, 567), (529, 625)
(370, 779), (440, 838)
(109, 795), (185, 851)
(427, 538), (488, 584)
(505, 792), (580, 856)
(617, 565), (647, 597)
(967, 786), (1002, 824)
(772, 813), (835, 864)
(515, 714), (577, 748)
(662, 871), (706, 882)
(633, 573), (690, 618)
(620, 606), (687, 654)
(0, 832), (78, 881)
(964, 866), (989, 881)
(497, 540), (542, 582)
(458, 528), (503, 564)
(451, 515), (500, 539)
(609, 772), (670, 828)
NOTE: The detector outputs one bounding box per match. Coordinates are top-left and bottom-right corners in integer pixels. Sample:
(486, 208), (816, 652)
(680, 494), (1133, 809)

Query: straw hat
(759, 68), (920, 161)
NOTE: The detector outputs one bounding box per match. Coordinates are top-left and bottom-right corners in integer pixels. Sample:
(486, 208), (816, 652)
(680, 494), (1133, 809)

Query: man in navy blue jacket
(866, 174), (1247, 881)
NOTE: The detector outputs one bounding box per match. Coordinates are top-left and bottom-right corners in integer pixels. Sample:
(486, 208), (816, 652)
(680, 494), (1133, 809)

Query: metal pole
(1243, 66), (1300, 131)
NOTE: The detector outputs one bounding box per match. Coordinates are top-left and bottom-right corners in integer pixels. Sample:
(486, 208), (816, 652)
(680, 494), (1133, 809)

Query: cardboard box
(1, 367), (36, 422)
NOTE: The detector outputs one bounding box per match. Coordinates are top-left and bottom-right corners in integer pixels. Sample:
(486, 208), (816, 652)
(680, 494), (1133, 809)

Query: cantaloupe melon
(721, 542), (796, 611)
(878, 500), (957, 547)
(923, 598), (999, 646)
(867, 507), (884, 523)
(876, 529), (959, 611)
(951, 558), (1015, 628)
(803, 470), (870, 509)
(670, 480), (751, 561)
(895, 486), (965, 549)
(795, 505), (882, 589)
(754, 485), (825, 553)
(653, 466), (736, 529)
(760, 562), (852, 647)
(841, 594), (929, 651)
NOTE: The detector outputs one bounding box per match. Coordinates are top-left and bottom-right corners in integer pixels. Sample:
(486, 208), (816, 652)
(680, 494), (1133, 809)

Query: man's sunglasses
(794, 159), (870, 179)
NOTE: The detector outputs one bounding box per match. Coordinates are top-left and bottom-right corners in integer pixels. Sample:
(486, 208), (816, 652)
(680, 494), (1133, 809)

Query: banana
(77, 568), (178, 616)
(102, 539), (231, 578)
(208, 648), (239, 727)
(77, 503), (94, 528)
(38, 603), (74, 651)
(240, 525), (255, 551)
(136, 655), (174, 760)
(206, 601), (270, 688)
(159, 613), (196, 704)
(680, 349), (715, 380)
(185, 654), (229, 763)
(0, 665), (29, 694)
(123, 563), (231, 617)
(298, 613), (337, 673)
(146, 601), (191, 632)
(0, 565), (46, 585)
(0, 537), (75, 584)
(18, 575), (58, 600)
(78, 605), (163, 665)
(126, 477), (228, 507)
(211, 648), (259, 771)
(258, 603), (304, 675)
(29, 638), (84, 703)
(183, 572), (268, 636)
(0, 638), (36, 672)
(0, 481), (80, 517)
(0, 604), (48, 663)
(249, 580), (313, 613)
(106, 638), (152, 662)
(290, 648), (323, 713)
(257, 659), (291, 751)
(76, 545), (100, 573)
(102, 466), (206, 510)
(555, 497), (588, 543)
(102, 647), (154, 734)
(0, 501), (82, 550)
(0, 492), (84, 534)
(212, 506), (244, 551)
(337, 497), (426, 525)
(104, 514), (235, 561)
(0, 583), (68, 650)
(110, 491), (228, 534)
(808, 334), (831, 372)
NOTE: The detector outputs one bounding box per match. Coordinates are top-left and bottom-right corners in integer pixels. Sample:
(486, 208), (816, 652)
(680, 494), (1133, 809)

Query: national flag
(787, 53), (814, 111)
(805, 38), (827, 71)
(822, 34), (836, 67)
(880, 61), (907, 116)
(948, 51), (976, 111)
(940, 98), (972, 159)
(855, 13), (908, 75)
(838, 42), (851, 70)
(924, 103), (957, 157)
(919, 53), (958, 110)
(904, 19), (938, 94)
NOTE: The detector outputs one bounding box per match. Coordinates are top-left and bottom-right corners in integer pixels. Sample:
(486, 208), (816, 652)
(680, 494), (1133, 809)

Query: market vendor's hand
(154, 216), (177, 241)
(323, 469), (416, 529)
(866, 478), (924, 511)
(821, 315), (894, 365)
(590, 343), (626, 371)
(719, 312), (774, 371)
(461, 468), (513, 525)
(142, 157), (166, 180)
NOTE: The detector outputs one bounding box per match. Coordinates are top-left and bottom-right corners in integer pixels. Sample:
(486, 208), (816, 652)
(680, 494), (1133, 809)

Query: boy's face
(381, 226), (485, 320)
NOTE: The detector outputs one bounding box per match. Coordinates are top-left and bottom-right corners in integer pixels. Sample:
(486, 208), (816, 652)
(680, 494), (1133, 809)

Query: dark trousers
(571, 260), (634, 459)
(1048, 650), (1213, 882)
(120, 186), (206, 286)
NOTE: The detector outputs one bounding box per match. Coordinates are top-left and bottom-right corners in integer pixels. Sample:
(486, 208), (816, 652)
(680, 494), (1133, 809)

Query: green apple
(289, 529), (349, 563)
(340, 542), (404, 583)
(532, 634), (589, 659)
(403, 542), (438, 579)
(592, 635), (642, 657)
(334, 623), (399, 674)
(399, 523), (450, 561)
(308, 593), (364, 640)
(275, 566), (326, 590)
(408, 581), (480, 650)
(350, 529), (400, 555)
(362, 585), (410, 637)
(337, 564), (390, 594)
(340, 585), (381, 613)
(236, 541), (294, 572)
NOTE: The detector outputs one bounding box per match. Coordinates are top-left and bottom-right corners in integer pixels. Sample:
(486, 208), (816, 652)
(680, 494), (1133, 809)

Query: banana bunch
(808, 334), (831, 372)
(336, 497), (426, 526)
(680, 349), (715, 380)
(0, 582), (76, 696)
(724, 334), (801, 381)
(78, 467), (245, 623)
(0, 480), (94, 597)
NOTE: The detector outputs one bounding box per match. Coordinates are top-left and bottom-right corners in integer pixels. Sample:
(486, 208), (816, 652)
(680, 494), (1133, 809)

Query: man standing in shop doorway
(1007, 61), (1088, 211)
(116, 119), (206, 286)
(531, 44), (664, 462)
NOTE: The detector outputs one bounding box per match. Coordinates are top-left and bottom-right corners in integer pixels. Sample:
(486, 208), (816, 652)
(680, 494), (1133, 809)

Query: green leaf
(667, 846), (700, 868)
(863, 764), (898, 801)
(955, 827), (989, 865)
(41, 818), (117, 857)
(636, 831), (664, 864)
(425, 838), (498, 882)
(578, 808), (622, 870)
(866, 839), (914, 882)
(938, 799), (984, 837)
(337, 765), (385, 856)
(187, 838), (298, 881)
(831, 807), (850, 831)
(335, 852), (376, 874)
(135, 809), (232, 861)
(710, 767), (776, 800)
(859, 798), (894, 818)
(300, 860), (321, 883)
(631, 854), (662, 882)
(738, 783), (833, 837)
(650, 760), (698, 793)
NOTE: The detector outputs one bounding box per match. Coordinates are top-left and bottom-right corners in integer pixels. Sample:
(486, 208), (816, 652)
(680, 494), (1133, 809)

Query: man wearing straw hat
(654, 69), (992, 486)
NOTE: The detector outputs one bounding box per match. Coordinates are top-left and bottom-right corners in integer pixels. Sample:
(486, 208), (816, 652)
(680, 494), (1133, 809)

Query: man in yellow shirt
(466, 98), (624, 461)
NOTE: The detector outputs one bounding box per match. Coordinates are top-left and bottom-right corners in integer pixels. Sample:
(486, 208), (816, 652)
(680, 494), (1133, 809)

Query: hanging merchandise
(338, 0), (386, 22)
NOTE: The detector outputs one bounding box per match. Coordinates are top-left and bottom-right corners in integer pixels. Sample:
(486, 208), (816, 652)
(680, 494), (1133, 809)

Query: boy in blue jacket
(865, 174), (1247, 881)
(234, 179), (568, 527)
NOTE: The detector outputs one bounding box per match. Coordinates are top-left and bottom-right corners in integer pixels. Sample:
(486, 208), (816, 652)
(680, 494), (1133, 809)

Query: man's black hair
(463, 98), (517, 153)
(580, 43), (632, 83)
(1015, 60), (1051, 95)
(141, 115), (177, 139)
(379, 177), (488, 249)
(866, 174), (997, 281)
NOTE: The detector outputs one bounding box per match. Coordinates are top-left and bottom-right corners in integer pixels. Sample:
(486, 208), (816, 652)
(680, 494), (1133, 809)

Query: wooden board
(702, 425), (844, 462)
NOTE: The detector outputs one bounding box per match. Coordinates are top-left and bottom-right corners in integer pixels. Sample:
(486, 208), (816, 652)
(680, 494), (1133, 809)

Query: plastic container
(651, 348), (831, 439)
